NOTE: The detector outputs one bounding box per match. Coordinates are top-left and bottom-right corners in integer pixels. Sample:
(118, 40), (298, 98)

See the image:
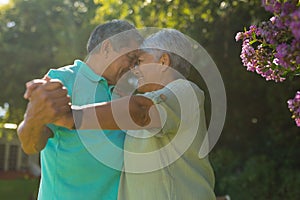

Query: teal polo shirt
(38, 60), (125, 200)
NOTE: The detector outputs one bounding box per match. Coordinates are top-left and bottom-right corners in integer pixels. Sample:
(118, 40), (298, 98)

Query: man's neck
(85, 54), (107, 78)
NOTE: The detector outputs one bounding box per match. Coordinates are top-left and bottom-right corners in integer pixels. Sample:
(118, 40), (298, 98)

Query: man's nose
(130, 65), (141, 76)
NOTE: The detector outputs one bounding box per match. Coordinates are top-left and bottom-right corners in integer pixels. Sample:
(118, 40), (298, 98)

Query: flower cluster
(236, 0), (300, 82)
(287, 91), (300, 127)
(236, 0), (300, 127)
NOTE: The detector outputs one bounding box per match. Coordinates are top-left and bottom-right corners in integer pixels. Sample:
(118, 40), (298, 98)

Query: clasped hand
(24, 78), (73, 128)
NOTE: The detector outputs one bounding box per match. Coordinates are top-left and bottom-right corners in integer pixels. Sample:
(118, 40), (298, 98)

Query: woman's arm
(73, 95), (161, 130)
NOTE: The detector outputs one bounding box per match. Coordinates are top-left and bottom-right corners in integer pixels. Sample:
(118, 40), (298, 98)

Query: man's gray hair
(87, 19), (143, 54)
(140, 29), (193, 78)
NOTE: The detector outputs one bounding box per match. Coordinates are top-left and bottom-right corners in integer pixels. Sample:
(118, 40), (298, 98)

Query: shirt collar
(75, 60), (106, 82)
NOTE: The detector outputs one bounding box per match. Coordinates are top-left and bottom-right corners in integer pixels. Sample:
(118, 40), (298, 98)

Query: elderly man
(17, 20), (143, 200)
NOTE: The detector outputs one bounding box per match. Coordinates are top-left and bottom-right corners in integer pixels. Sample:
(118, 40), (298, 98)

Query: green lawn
(0, 178), (39, 200)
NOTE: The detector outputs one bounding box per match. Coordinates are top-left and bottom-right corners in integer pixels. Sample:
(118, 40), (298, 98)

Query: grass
(0, 178), (39, 200)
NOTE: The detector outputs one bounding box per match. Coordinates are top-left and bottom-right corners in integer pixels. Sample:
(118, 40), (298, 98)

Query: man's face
(104, 41), (140, 85)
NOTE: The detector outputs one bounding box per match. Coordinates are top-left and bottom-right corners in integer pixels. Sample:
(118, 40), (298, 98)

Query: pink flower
(235, 32), (244, 41)
(290, 8), (300, 40)
(295, 118), (300, 127)
(288, 91), (300, 127)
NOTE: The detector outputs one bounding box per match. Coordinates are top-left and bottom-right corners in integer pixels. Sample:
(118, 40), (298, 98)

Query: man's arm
(17, 120), (53, 155)
(17, 80), (71, 154)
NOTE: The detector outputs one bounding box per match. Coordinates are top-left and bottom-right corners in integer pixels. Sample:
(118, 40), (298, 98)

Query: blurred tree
(0, 0), (298, 198)
(0, 0), (99, 122)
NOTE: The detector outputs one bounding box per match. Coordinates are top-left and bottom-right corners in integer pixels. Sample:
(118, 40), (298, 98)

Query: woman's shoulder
(165, 79), (204, 101)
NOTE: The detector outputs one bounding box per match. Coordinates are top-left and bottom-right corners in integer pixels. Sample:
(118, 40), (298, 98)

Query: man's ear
(100, 39), (113, 58)
(159, 53), (171, 67)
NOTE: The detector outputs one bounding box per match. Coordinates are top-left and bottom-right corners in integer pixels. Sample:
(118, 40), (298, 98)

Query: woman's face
(133, 51), (168, 93)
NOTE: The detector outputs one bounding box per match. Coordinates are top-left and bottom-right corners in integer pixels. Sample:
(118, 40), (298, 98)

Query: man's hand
(24, 75), (50, 99)
(18, 78), (72, 154)
(24, 79), (71, 125)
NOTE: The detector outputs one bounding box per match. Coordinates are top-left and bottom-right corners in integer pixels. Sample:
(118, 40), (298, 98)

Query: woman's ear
(159, 53), (171, 67)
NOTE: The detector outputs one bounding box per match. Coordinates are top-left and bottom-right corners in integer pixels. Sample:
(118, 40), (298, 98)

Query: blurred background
(0, 0), (299, 199)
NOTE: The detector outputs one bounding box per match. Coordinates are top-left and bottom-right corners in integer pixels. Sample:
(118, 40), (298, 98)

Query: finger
(47, 87), (69, 98)
(52, 96), (71, 108)
(43, 75), (51, 81)
(58, 104), (72, 113)
(24, 85), (39, 99)
(25, 79), (47, 89)
(42, 96), (71, 118)
(24, 80), (46, 99)
(42, 79), (65, 91)
(53, 102), (72, 118)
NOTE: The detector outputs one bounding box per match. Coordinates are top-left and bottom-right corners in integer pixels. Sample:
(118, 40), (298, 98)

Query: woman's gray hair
(140, 29), (193, 78)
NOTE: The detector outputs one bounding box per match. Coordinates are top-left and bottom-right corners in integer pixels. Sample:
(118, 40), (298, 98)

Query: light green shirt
(118, 79), (216, 200)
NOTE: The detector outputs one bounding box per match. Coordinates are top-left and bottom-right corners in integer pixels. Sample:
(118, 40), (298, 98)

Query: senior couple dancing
(18, 20), (216, 200)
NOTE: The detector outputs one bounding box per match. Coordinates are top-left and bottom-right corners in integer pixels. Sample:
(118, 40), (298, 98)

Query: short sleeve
(47, 123), (58, 134)
(141, 79), (204, 136)
(46, 68), (61, 79)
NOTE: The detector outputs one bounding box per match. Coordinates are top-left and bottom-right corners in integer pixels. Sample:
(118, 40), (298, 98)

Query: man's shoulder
(55, 65), (78, 73)
(46, 60), (83, 80)
(49, 61), (81, 75)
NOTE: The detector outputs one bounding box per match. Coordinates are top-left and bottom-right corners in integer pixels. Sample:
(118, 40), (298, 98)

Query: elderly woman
(118, 29), (215, 200)
(72, 29), (216, 200)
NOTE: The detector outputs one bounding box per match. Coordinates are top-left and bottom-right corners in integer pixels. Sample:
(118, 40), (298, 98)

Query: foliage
(236, 0), (300, 127)
(0, 0), (99, 122)
(0, 0), (299, 199)
(0, 178), (39, 200)
(212, 129), (300, 199)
